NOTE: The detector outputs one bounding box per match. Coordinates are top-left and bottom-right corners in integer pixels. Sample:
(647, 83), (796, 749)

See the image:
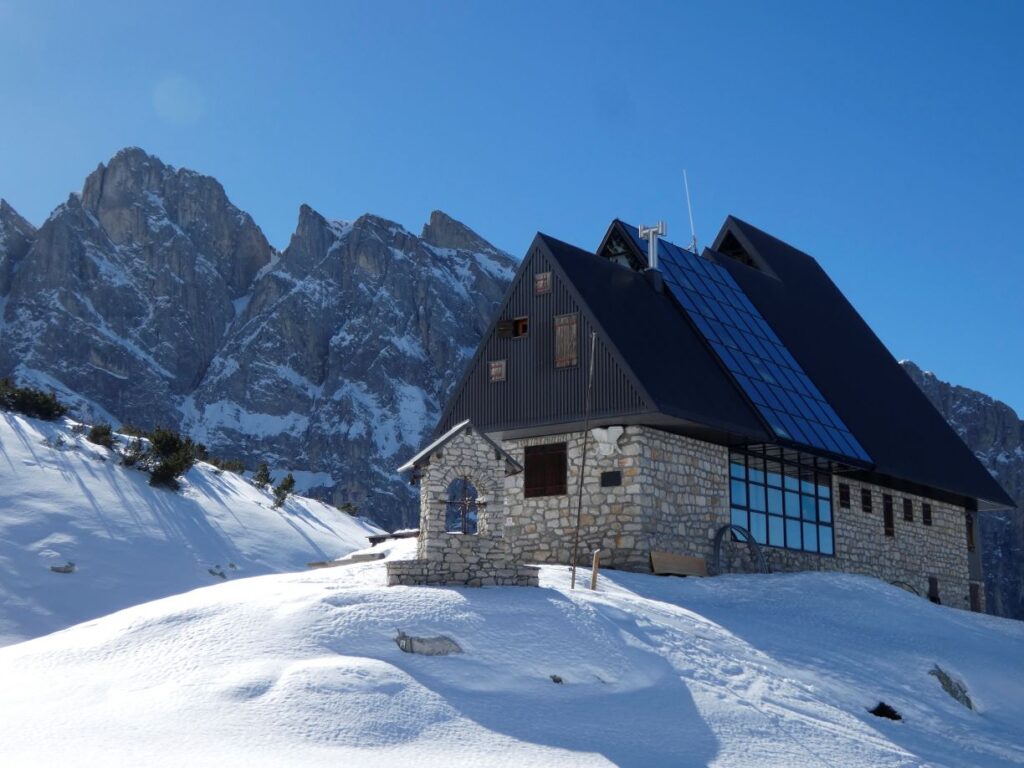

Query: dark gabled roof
(538, 233), (771, 441)
(710, 216), (1014, 509)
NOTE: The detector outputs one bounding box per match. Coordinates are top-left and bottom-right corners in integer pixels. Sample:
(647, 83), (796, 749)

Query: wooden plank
(308, 552), (386, 569)
(650, 551), (707, 577)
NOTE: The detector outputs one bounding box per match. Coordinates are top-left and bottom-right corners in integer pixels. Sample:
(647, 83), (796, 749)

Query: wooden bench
(650, 551), (708, 577)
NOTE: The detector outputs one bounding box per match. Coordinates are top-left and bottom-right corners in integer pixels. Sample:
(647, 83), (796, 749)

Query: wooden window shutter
(524, 443), (567, 497)
(496, 319), (514, 339)
(554, 313), (578, 368)
(488, 359), (506, 382)
(534, 271), (552, 295)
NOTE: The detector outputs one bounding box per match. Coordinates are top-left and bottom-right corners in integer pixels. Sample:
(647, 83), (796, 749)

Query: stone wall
(386, 427), (538, 587)
(757, 476), (979, 612)
(500, 426), (980, 610)
(501, 426), (730, 570)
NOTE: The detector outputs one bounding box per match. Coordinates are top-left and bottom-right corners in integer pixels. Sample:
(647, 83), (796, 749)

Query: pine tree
(273, 472), (295, 508)
(253, 462), (272, 489)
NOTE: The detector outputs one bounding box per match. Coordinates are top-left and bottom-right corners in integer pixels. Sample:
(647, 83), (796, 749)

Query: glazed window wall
(729, 450), (834, 555)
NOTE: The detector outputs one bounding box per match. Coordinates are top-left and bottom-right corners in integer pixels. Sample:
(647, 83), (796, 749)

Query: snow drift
(1, 540), (1022, 767)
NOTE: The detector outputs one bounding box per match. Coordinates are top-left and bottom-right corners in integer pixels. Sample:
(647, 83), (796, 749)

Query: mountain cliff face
(182, 206), (513, 521)
(901, 361), (1024, 618)
(0, 148), (274, 424)
(0, 149), (514, 529)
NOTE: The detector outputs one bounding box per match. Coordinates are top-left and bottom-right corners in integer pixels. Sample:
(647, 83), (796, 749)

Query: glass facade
(729, 450), (834, 555)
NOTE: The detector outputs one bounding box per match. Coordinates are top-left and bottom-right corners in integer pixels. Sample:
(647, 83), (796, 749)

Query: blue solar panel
(640, 233), (872, 464)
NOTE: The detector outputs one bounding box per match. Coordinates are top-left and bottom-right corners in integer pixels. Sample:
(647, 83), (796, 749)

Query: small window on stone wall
(524, 443), (567, 497)
(839, 483), (850, 509)
(928, 576), (941, 604)
(600, 470), (622, 487)
(445, 477), (479, 535)
(923, 503), (933, 526)
(903, 498), (914, 522)
(966, 512), (976, 552)
(861, 488), (873, 513)
(883, 495), (894, 537)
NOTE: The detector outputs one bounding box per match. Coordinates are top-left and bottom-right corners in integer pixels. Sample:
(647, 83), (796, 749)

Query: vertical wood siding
(441, 246), (648, 434)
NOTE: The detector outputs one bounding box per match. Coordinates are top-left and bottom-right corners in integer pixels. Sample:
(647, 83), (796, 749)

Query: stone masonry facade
(501, 426), (980, 611)
(391, 423), (979, 610)
(386, 427), (538, 587)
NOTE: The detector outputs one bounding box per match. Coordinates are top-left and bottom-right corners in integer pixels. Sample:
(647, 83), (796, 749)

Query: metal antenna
(638, 221), (666, 270)
(684, 170), (698, 253)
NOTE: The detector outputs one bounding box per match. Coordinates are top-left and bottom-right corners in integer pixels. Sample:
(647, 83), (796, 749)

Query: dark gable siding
(439, 244), (647, 434)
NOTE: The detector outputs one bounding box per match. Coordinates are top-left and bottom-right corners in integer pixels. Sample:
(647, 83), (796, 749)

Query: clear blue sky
(1, 0), (1021, 413)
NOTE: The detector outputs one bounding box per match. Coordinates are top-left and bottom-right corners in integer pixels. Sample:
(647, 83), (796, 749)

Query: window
(488, 359), (506, 383)
(928, 576), (941, 604)
(883, 494), (894, 537)
(922, 503), (933, 526)
(445, 477), (478, 535)
(861, 488), (873, 513)
(513, 317), (529, 337)
(600, 470), (622, 487)
(966, 512), (976, 552)
(903, 498), (914, 522)
(839, 483), (850, 509)
(729, 450), (833, 555)
(554, 313), (578, 368)
(524, 443), (567, 497)
(534, 271), (552, 295)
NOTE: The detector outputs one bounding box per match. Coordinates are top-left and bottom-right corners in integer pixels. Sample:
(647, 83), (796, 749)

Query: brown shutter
(554, 313), (578, 368)
(524, 443), (567, 497)
(534, 272), (552, 295)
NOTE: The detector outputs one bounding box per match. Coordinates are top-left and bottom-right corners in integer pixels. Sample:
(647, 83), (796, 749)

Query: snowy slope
(0, 411), (383, 645)
(1, 540), (1022, 767)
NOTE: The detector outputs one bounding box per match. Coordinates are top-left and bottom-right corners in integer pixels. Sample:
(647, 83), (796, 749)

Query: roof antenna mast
(684, 169), (698, 253)
(638, 221), (666, 270)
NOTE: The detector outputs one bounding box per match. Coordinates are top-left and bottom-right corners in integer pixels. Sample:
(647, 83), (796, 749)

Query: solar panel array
(639, 233), (872, 464)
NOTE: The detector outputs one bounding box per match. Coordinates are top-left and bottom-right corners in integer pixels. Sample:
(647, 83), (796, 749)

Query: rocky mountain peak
(0, 199), (36, 295)
(421, 210), (502, 257)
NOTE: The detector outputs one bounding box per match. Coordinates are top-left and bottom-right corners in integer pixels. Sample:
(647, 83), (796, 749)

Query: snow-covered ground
(1, 538), (1022, 767)
(0, 411), (383, 645)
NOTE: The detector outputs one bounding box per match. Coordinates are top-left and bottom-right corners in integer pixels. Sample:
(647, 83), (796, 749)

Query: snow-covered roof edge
(397, 419), (523, 476)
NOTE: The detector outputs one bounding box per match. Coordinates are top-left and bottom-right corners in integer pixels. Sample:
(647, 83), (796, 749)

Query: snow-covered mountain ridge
(0, 410), (383, 646)
(1, 542), (1022, 767)
(0, 148), (515, 530)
